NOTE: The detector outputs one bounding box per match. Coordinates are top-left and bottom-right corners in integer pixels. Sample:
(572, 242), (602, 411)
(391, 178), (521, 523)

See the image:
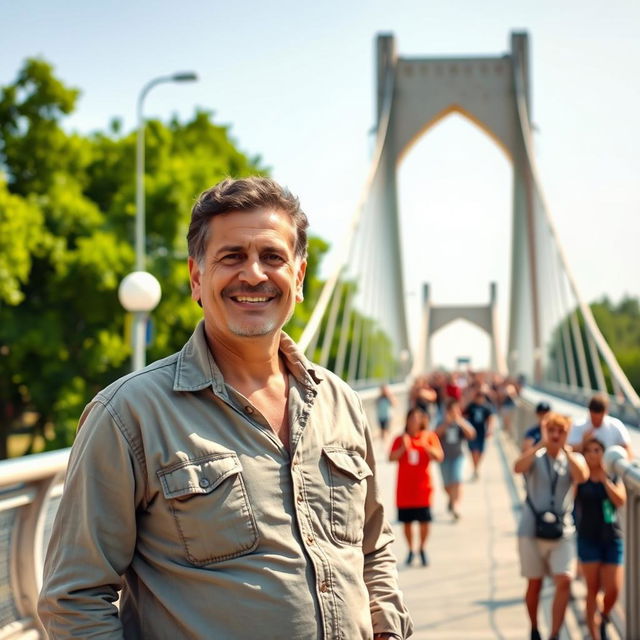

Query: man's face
(589, 408), (605, 427)
(188, 208), (306, 343)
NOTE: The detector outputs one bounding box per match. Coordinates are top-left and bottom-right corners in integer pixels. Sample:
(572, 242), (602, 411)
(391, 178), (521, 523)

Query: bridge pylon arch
(413, 283), (507, 375)
(375, 32), (542, 381)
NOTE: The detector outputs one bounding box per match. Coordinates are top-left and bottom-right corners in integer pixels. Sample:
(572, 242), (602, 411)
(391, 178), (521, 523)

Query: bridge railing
(0, 449), (69, 639)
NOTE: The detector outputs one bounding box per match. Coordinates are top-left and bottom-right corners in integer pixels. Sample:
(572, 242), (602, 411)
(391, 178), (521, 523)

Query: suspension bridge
(1, 32), (639, 639)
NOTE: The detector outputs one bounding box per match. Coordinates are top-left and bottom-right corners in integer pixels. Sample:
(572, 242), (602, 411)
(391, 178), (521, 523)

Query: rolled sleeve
(38, 400), (145, 638)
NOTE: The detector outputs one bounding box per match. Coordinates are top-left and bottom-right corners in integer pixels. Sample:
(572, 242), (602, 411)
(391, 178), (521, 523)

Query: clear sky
(3, 0), (639, 369)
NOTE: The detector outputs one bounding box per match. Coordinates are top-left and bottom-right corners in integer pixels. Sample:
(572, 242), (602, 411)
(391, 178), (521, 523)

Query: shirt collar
(173, 320), (323, 394)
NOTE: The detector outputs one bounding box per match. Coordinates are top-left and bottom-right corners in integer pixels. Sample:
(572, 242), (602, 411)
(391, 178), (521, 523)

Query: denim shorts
(577, 536), (623, 565)
(440, 456), (464, 486)
(467, 437), (486, 453)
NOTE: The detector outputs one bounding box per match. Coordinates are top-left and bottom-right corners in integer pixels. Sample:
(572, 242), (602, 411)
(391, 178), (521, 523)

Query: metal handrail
(0, 450), (70, 487)
(0, 449), (69, 638)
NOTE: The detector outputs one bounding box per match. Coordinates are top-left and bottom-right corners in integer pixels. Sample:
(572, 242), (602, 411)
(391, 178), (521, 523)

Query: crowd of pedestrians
(383, 371), (633, 640)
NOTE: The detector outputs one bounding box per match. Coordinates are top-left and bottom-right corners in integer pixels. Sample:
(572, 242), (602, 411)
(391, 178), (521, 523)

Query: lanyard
(544, 454), (559, 511)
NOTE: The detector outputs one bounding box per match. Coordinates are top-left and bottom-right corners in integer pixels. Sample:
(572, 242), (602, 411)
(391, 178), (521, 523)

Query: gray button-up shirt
(38, 321), (413, 639)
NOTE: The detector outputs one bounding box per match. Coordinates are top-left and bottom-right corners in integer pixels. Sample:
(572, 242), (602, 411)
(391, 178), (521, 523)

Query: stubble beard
(229, 318), (279, 337)
(228, 304), (295, 338)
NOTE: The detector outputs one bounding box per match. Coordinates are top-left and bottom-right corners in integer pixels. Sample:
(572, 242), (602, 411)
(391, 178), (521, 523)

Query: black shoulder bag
(526, 455), (564, 540)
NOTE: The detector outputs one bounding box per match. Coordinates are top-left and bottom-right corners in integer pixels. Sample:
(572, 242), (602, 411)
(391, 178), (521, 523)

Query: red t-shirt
(445, 383), (462, 400)
(391, 432), (443, 508)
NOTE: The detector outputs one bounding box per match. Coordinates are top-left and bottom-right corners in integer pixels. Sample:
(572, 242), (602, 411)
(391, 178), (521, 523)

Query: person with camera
(514, 413), (589, 640)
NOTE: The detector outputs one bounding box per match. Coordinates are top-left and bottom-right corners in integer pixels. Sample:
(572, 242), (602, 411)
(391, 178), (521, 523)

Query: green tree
(546, 296), (640, 395)
(591, 296), (640, 393)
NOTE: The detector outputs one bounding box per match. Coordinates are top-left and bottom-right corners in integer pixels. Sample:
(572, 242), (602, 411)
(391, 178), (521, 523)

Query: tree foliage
(590, 295), (640, 394)
(546, 295), (640, 395)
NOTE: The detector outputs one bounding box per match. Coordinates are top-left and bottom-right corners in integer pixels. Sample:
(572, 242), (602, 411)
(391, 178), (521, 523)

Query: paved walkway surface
(373, 428), (619, 640)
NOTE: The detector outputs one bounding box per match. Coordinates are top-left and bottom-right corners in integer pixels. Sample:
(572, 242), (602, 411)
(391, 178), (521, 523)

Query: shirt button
(297, 493), (304, 503)
(245, 406), (254, 414)
(319, 581), (329, 593)
(306, 534), (314, 544)
(199, 477), (210, 488)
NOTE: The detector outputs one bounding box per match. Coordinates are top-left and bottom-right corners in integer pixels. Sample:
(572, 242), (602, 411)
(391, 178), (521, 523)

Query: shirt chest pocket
(323, 447), (373, 546)
(157, 453), (259, 565)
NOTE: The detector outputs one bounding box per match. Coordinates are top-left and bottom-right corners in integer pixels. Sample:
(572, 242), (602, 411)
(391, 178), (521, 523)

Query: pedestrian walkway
(375, 431), (593, 639)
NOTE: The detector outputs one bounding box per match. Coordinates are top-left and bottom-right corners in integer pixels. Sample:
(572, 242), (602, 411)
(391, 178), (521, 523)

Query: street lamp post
(122, 72), (198, 371)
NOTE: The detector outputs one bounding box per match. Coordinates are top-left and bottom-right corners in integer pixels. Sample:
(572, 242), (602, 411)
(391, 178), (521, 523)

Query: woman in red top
(389, 407), (444, 566)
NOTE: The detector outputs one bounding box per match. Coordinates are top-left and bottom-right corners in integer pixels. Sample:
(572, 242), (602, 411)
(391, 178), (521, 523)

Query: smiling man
(38, 177), (413, 639)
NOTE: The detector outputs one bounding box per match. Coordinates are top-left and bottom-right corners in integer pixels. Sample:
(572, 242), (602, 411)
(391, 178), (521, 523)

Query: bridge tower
(414, 283), (507, 375)
(374, 32), (541, 381)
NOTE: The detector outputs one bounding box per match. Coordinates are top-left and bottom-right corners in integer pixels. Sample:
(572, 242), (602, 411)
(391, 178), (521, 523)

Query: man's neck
(204, 327), (284, 388)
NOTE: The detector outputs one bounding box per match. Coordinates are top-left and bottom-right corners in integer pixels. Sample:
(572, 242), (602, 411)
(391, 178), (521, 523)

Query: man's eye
(222, 253), (243, 262)
(264, 253), (285, 264)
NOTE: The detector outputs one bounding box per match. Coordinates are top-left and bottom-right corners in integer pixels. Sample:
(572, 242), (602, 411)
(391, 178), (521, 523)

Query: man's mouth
(231, 295), (273, 303)
(224, 285), (280, 305)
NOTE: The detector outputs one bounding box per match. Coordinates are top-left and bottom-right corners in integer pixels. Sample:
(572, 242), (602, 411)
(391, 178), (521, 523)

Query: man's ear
(188, 257), (202, 306)
(296, 259), (307, 303)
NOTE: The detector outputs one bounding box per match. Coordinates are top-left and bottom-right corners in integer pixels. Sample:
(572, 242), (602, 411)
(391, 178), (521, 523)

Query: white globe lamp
(119, 271), (162, 312)
(119, 271), (162, 370)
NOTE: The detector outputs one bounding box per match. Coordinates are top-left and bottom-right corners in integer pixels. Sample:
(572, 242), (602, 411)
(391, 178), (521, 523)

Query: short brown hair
(588, 394), (609, 413)
(187, 176), (309, 265)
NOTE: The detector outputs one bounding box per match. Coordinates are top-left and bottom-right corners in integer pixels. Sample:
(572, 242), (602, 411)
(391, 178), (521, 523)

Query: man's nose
(240, 258), (268, 284)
